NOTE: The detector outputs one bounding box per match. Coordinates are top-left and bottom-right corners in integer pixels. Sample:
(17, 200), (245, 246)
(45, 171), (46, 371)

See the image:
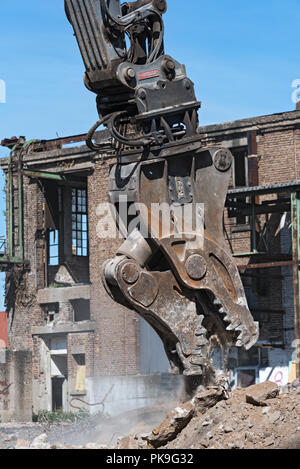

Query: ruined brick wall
(199, 114), (300, 354)
(199, 112), (300, 187)
(3, 151), (140, 396)
(0, 350), (32, 423)
(2, 111), (299, 395)
(87, 159), (140, 376)
(6, 176), (45, 352)
(257, 128), (300, 184)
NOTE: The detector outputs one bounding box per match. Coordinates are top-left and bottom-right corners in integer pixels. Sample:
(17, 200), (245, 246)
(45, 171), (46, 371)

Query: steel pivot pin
(186, 254), (207, 280)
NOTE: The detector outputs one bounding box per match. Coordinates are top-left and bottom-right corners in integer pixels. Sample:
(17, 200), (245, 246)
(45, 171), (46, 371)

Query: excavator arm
(65, 0), (259, 379)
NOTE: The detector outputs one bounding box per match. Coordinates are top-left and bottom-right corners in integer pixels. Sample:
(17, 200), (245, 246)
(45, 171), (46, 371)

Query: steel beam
(228, 180), (300, 198)
(238, 260), (297, 270)
(22, 170), (67, 181)
(292, 192), (300, 378)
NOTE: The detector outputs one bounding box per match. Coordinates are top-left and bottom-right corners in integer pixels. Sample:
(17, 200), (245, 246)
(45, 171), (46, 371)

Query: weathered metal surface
(0, 138), (26, 268)
(186, 254), (207, 281)
(238, 260), (299, 270)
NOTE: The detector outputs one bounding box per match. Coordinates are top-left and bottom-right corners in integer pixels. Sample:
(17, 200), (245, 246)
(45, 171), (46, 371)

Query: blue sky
(0, 0), (299, 308)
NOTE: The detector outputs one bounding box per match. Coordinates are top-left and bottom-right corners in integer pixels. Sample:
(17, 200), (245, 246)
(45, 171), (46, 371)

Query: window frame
(48, 229), (60, 266)
(71, 188), (88, 257)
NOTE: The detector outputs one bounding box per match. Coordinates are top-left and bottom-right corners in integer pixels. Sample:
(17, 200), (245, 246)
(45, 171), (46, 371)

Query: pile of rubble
(1, 380), (299, 450)
(118, 380), (300, 450)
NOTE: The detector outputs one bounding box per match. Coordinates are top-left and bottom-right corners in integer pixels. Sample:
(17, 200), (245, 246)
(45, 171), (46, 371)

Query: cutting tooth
(236, 340), (244, 347)
(184, 367), (203, 376)
(244, 339), (255, 351)
(226, 322), (241, 331)
(191, 356), (206, 366)
(213, 298), (222, 306)
(223, 315), (232, 323)
(196, 336), (209, 347)
(236, 326), (246, 338)
(192, 349), (203, 356)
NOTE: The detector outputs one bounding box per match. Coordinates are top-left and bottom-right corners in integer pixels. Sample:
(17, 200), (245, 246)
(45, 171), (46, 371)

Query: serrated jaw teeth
(226, 322), (241, 331)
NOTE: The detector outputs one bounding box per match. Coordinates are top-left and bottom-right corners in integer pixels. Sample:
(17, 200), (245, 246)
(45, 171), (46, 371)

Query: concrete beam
(32, 321), (96, 336)
(37, 285), (91, 304)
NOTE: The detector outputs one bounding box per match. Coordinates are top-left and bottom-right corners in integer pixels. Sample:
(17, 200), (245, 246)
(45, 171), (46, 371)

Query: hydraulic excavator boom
(65, 0), (259, 379)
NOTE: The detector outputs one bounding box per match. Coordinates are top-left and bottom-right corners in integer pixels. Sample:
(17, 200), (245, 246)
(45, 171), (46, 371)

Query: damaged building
(0, 106), (299, 422)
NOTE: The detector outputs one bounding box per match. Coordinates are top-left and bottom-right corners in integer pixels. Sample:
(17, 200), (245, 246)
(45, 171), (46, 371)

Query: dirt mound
(119, 380), (300, 450)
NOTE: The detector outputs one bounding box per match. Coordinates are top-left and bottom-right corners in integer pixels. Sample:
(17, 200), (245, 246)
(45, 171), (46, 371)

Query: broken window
(232, 148), (248, 188)
(72, 188), (88, 257)
(227, 347), (261, 388)
(71, 299), (90, 322)
(48, 230), (59, 265)
(74, 354), (86, 367)
(43, 303), (59, 324)
(235, 347), (259, 388)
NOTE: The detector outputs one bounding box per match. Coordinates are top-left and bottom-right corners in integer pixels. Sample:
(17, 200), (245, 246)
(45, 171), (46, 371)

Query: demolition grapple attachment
(65, 0), (259, 377)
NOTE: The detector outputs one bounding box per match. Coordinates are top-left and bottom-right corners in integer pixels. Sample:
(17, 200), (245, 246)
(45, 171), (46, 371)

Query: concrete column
(292, 192), (300, 378)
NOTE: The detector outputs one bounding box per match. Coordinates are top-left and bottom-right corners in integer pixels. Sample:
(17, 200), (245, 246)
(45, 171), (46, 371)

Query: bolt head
(121, 263), (140, 284)
(126, 68), (136, 79)
(186, 254), (207, 281)
(213, 149), (233, 172)
(138, 89), (147, 100)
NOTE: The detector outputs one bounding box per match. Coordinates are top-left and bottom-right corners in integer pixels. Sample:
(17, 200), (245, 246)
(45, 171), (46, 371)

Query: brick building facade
(198, 109), (300, 387)
(0, 107), (299, 419)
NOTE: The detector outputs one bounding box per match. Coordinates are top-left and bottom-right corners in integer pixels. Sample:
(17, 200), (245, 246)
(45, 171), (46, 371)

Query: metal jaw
(102, 146), (259, 377)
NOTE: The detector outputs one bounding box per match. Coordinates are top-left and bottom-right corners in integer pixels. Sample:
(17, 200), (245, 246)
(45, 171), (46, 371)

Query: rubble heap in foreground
(119, 380), (300, 450)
